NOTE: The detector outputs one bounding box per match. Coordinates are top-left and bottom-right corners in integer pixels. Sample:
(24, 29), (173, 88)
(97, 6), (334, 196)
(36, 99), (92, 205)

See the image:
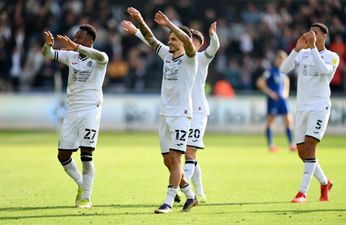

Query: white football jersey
(281, 48), (339, 111)
(191, 51), (215, 115)
(156, 43), (197, 117)
(54, 50), (108, 111)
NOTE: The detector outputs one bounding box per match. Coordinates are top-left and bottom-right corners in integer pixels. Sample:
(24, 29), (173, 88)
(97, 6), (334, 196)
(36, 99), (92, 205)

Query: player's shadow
(198, 201), (290, 207)
(250, 208), (346, 214)
(0, 203), (158, 212)
(0, 204), (157, 220)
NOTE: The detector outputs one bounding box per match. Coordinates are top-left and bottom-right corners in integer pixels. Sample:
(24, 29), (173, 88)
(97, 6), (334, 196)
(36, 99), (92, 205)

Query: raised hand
(305, 31), (316, 48)
(209, 21), (217, 35)
(294, 34), (308, 52)
(127, 7), (143, 22)
(154, 11), (171, 27)
(57, 35), (78, 51)
(121, 20), (138, 35)
(43, 31), (54, 46)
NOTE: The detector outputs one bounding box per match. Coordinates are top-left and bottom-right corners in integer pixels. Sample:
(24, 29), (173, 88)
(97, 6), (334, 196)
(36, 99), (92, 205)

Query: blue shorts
(267, 97), (289, 116)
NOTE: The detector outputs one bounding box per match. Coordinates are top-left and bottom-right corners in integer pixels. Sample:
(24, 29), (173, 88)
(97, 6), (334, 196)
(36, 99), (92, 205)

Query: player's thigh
(159, 116), (171, 154)
(306, 110), (330, 142)
(267, 99), (278, 116)
(277, 98), (290, 115)
(294, 111), (308, 144)
(167, 116), (191, 154)
(79, 106), (102, 149)
(58, 112), (79, 151)
(187, 114), (207, 150)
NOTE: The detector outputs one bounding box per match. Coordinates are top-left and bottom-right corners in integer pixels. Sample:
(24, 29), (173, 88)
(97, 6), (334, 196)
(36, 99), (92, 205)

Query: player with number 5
(280, 23), (339, 203)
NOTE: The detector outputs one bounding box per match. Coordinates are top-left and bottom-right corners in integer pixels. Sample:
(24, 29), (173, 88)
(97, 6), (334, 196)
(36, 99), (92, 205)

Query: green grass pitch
(0, 131), (345, 225)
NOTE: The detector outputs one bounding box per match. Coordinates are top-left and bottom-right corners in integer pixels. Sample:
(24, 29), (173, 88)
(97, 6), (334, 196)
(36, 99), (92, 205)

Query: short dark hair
(190, 29), (204, 45)
(79, 24), (96, 41)
(311, 23), (328, 35)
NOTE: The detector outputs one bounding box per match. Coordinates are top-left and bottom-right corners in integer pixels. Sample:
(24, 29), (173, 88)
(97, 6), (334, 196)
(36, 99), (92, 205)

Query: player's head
(74, 24), (96, 47)
(310, 23), (328, 45)
(274, 50), (287, 68)
(168, 25), (192, 54)
(190, 29), (204, 50)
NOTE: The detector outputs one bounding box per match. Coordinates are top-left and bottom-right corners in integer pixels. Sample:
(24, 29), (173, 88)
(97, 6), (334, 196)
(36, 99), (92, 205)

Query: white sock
(81, 161), (95, 200)
(181, 183), (195, 199)
(191, 163), (205, 196)
(164, 186), (177, 207)
(314, 160), (328, 185)
(61, 158), (82, 186)
(184, 160), (196, 182)
(299, 159), (317, 195)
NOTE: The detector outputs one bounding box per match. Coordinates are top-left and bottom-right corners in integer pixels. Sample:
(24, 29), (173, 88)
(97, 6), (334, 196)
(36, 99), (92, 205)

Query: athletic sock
(164, 185), (178, 207)
(266, 127), (273, 147)
(314, 160), (328, 185)
(180, 183), (195, 199)
(299, 158), (317, 194)
(184, 160), (196, 182)
(285, 127), (294, 145)
(81, 152), (95, 200)
(191, 162), (205, 196)
(60, 158), (82, 186)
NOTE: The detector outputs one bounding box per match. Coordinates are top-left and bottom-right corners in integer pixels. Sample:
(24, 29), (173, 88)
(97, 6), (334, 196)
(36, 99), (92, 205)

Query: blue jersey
(263, 65), (289, 115)
(264, 66), (285, 97)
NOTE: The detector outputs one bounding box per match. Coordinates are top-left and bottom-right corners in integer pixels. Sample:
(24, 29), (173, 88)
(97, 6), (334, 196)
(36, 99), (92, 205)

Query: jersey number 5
(315, 120), (322, 129)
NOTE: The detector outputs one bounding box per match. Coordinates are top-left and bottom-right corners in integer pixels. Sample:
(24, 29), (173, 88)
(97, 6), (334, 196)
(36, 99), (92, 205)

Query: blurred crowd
(0, 0), (345, 94)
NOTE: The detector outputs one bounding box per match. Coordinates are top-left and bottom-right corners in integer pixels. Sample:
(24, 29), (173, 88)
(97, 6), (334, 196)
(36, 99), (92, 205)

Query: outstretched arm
(204, 22), (220, 59)
(154, 10), (195, 57)
(127, 7), (160, 51)
(56, 35), (108, 64)
(122, 20), (150, 47)
(41, 31), (55, 58)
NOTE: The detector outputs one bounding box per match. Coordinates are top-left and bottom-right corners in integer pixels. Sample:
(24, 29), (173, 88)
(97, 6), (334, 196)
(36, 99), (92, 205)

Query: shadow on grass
(250, 208), (346, 214)
(198, 201), (289, 207)
(0, 211), (153, 220)
(0, 203), (160, 213)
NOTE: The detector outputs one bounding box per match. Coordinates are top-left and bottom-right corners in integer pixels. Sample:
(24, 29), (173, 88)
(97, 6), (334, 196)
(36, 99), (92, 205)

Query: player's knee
(80, 151), (93, 162)
(57, 150), (72, 163)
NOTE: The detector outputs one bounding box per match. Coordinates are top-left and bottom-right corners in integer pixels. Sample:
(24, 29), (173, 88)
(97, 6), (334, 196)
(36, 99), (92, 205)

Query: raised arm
(56, 35), (108, 64)
(122, 20), (150, 47)
(280, 34), (307, 74)
(127, 7), (160, 51)
(205, 22), (220, 58)
(41, 31), (55, 58)
(154, 10), (195, 57)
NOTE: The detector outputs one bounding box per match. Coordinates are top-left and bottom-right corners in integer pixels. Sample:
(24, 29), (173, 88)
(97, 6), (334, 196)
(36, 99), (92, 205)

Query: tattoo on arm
(139, 22), (159, 50)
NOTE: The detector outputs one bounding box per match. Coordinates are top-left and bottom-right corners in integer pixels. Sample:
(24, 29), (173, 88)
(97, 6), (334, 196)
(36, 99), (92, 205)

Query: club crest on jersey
(87, 61), (93, 67)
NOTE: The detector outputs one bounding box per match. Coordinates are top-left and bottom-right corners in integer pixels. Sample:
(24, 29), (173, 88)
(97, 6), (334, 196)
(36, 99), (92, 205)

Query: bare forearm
(138, 20), (159, 50)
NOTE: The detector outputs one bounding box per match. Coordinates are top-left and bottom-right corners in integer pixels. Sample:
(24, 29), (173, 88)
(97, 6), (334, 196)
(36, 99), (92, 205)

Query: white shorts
(159, 116), (192, 154)
(187, 114), (208, 149)
(58, 106), (102, 151)
(295, 109), (330, 144)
